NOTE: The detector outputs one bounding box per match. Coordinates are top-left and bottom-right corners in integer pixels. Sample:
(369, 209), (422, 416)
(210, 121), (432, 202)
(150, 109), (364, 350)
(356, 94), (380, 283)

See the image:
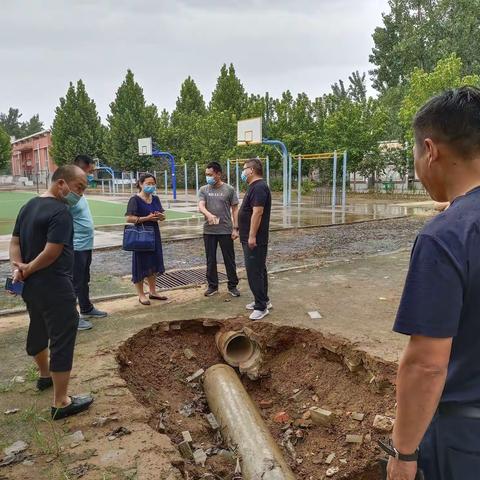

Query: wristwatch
(377, 439), (419, 461)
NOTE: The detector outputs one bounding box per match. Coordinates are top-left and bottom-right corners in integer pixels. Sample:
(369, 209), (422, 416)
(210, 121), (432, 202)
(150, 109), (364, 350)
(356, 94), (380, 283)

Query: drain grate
(156, 268), (228, 290)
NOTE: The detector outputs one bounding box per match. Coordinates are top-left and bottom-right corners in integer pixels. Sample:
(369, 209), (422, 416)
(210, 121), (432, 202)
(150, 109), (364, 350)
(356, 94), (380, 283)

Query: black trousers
(419, 411), (480, 479)
(242, 242), (269, 311)
(203, 234), (238, 290)
(23, 279), (79, 372)
(73, 250), (94, 314)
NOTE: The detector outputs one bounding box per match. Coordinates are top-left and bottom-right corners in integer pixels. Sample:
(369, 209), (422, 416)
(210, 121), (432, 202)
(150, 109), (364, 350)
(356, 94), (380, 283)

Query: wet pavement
(5, 216), (424, 279)
(0, 195), (437, 261)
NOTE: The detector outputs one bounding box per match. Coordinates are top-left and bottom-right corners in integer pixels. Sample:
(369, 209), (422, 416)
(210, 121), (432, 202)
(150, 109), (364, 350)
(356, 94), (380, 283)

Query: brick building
(11, 130), (57, 183)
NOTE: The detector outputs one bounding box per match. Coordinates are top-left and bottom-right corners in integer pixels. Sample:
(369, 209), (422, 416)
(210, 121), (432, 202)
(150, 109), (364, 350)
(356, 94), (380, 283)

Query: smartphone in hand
(5, 277), (24, 295)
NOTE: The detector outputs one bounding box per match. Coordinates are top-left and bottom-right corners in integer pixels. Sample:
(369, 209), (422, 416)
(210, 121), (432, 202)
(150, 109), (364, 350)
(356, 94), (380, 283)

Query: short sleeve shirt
(198, 183), (239, 235)
(238, 179), (272, 245)
(12, 196), (74, 281)
(70, 195), (94, 251)
(393, 186), (480, 403)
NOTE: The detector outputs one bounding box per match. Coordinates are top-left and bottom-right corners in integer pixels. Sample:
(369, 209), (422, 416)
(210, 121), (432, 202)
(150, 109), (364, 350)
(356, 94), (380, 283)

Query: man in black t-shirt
(238, 158), (272, 320)
(9, 165), (94, 420)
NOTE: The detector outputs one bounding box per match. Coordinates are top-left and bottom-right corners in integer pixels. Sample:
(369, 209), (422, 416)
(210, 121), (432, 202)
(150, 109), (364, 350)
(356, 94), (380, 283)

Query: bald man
(9, 165), (94, 420)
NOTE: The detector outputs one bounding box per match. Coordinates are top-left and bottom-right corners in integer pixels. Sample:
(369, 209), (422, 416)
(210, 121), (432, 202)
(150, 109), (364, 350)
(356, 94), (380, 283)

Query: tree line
(1, 0), (479, 182)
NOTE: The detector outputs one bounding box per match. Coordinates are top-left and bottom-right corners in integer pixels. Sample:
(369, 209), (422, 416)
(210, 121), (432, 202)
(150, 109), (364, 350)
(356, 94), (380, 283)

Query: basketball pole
(298, 155), (302, 205)
(331, 150), (338, 210)
(262, 139), (289, 207)
(342, 150), (347, 212)
(266, 155), (270, 187)
(235, 160), (240, 198)
(195, 162), (199, 196)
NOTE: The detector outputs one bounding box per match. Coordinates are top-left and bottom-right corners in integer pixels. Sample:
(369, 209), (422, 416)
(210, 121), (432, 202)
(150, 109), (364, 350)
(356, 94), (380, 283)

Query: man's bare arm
(392, 335), (452, 453)
(231, 204), (239, 228)
(199, 200), (216, 224)
(249, 206), (264, 239)
(9, 236), (22, 266)
(14, 242), (65, 279)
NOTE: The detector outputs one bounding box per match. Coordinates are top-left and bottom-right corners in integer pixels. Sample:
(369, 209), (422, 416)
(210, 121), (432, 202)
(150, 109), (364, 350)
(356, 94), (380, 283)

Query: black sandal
(139, 298), (151, 306)
(149, 293), (168, 301)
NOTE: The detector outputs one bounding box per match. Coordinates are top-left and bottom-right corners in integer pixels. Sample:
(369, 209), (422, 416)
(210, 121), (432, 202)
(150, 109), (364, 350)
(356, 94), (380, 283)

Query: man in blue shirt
(71, 155), (107, 330)
(387, 87), (480, 480)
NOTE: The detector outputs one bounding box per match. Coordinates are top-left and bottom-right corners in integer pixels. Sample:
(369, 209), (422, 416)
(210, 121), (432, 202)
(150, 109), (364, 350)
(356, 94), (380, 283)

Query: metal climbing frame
(294, 151), (348, 210)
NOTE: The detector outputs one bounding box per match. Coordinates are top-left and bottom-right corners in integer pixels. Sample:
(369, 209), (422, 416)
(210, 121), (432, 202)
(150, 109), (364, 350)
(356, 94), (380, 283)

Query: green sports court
(0, 191), (198, 235)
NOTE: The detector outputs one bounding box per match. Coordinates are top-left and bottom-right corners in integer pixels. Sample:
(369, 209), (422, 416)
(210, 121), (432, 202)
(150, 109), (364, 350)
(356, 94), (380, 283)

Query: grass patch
(0, 191), (199, 234)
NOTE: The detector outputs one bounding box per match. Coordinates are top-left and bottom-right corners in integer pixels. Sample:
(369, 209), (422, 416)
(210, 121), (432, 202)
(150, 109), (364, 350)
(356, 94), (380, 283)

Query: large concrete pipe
(204, 364), (296, 480)
(215, 329), (262, 379)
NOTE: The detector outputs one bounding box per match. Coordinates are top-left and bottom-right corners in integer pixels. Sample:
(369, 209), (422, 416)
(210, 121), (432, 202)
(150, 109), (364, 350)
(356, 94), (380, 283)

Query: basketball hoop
(237, 117), (262, 146)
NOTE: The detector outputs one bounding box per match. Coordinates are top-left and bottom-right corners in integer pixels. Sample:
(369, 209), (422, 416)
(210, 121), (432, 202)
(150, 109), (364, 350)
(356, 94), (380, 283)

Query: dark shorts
(23, 278), (79, 372)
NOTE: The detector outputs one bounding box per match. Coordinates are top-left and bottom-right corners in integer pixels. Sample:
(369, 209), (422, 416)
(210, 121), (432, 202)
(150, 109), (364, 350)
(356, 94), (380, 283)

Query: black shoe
(228, 287), (240, 297)
(51, 395), (94, 420)
(204, 287), (218, 297)
(37, 376), (53, 391)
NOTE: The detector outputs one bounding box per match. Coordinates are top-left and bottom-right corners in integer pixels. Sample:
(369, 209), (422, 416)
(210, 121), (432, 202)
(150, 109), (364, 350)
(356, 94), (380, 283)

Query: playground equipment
(138, 138), (177, 201)
(237, 117), (347, 208)
(294, 151), (348, 210)
(237, 117), (290, 207)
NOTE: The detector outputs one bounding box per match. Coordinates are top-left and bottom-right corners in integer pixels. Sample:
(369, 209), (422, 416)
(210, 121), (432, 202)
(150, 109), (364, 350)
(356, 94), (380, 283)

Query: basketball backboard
(237, 117), (262, 146)
(138, 137), (152, 156)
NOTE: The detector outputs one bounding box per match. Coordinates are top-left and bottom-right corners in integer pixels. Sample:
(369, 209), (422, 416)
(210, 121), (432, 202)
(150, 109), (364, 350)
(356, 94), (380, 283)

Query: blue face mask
(143, 185), (156, 195)
(65, 191), (81, 207)
(206, 176), (216, 186)
(86, 174), (94, 182)
(240, 173), (248, 182)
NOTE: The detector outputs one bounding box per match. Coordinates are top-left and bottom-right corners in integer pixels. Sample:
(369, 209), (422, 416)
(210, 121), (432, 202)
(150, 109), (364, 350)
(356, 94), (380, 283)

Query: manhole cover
(156, 268), (228, 290)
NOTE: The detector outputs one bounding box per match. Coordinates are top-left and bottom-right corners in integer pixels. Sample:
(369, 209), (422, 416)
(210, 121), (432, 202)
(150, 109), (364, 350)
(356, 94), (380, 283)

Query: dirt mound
(117, 318), (397, 479)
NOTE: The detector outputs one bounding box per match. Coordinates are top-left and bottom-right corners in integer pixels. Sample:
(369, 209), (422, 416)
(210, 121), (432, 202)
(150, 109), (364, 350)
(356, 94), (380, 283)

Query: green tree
(370, 0), (480, 92)
(209, 64), (247, 117)
(193, 110), (236, 164)
(51, 80), (104, 165)
(104, 70), (160, 171)
(170, 77), (206, 163)
(0, 108), (44, 139)
(399, 54), (480, 142)
(370, 0), (442, 92)
(0, 126), (12, 171)
(173, 76), (206, 118)
(323, 72), (389, 179)
(22, 114), (44, 136)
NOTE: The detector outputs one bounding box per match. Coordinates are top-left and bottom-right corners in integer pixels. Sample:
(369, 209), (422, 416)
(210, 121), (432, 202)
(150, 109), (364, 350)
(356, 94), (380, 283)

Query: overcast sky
(1, 0), (389, 127)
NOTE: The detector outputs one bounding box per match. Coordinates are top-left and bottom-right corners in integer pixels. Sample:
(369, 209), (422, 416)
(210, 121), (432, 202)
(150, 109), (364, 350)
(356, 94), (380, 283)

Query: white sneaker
(249, 309), (270, 321)
(246, 301), (273, 310)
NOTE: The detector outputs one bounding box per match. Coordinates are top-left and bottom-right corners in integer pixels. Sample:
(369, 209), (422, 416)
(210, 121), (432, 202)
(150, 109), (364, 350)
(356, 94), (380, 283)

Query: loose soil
(118, 318), (398, 480)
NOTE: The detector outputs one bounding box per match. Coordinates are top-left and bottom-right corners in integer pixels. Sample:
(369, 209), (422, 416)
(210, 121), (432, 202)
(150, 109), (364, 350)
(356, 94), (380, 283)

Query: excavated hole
(117, 318), (397, 480)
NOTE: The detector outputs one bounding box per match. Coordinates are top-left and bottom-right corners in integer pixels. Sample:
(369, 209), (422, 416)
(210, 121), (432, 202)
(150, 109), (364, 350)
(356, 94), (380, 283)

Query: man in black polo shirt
(386, 87), (480, 479)
(238, 158), (272, 320)
(9, 165), (94, 420)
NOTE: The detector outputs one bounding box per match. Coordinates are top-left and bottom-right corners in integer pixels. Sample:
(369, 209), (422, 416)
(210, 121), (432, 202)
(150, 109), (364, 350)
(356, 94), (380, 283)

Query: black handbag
(122, 224), (155, 252)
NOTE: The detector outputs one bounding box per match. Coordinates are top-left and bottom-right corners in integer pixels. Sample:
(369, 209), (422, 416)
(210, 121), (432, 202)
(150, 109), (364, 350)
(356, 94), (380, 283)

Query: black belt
(438, 403), (480, 419)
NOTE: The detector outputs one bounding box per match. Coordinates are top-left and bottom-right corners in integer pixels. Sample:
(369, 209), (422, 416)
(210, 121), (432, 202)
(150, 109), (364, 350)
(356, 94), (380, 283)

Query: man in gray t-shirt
(198, 161), (240, 297)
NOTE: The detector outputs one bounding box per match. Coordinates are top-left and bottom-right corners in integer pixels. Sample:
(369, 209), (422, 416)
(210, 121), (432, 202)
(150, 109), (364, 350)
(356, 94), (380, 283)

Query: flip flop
(139, 298), (151, 306)
(149, 293), (168, 301)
